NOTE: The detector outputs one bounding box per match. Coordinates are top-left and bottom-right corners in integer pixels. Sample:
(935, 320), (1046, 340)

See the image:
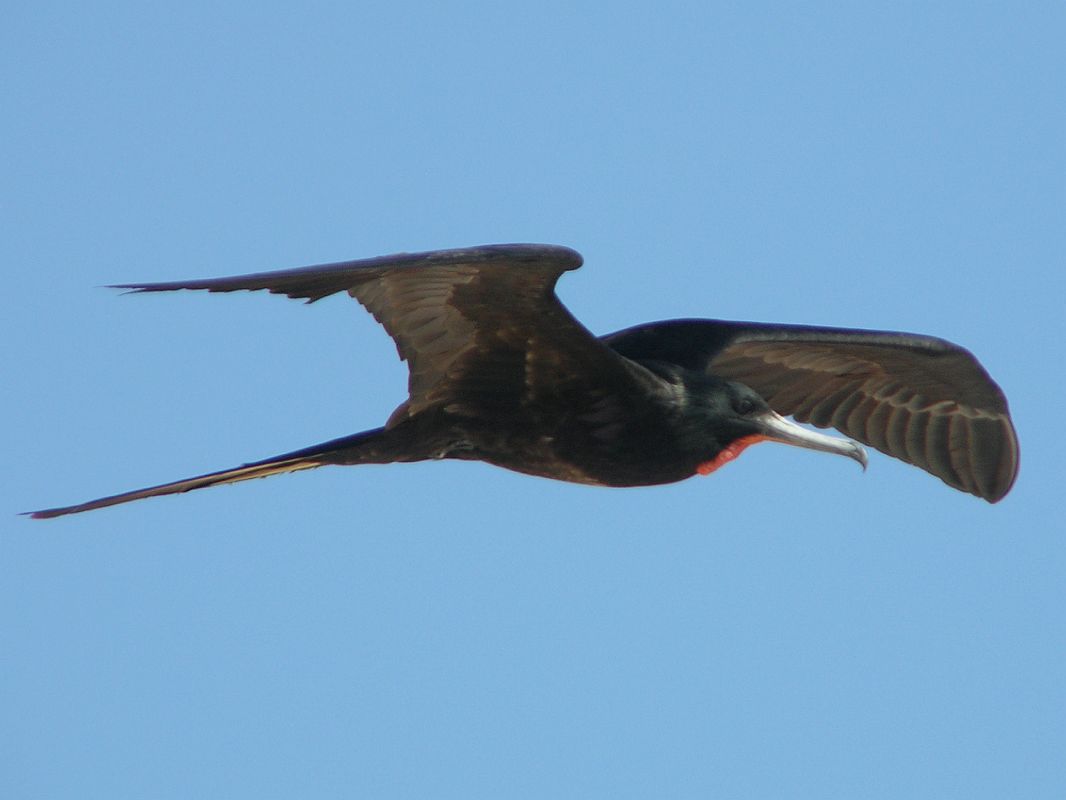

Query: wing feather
(602, 319), (1019, 502)
(116, 244), (653, 420)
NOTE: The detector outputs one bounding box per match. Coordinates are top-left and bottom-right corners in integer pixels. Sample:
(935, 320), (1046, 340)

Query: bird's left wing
(602, 319), (1019, 502)
(116, 244), (656, 421)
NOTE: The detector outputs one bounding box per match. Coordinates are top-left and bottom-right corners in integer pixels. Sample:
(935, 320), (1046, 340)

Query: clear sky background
(3, 3), (1063, 798)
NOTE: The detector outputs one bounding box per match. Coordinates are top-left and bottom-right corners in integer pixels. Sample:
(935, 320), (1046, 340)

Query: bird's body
(411, 363), (763, 487)
(28, 244), (1018, 518)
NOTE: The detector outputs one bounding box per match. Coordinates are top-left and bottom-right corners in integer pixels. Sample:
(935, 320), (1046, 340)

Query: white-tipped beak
(754, 410), (868, 470)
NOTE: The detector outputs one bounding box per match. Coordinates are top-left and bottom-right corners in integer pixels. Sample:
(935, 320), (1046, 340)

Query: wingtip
(107, 286), (146, 295)
(107, 283), (167, 294)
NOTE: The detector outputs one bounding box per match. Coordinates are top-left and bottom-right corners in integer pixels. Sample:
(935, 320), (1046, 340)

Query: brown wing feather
(116, 244), (652, 420)
(709, 339), (1018, 502)
(601, 319), (1018, 502)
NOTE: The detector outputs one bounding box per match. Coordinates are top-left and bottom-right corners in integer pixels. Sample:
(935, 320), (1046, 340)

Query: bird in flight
(28, 244), (1018, 518)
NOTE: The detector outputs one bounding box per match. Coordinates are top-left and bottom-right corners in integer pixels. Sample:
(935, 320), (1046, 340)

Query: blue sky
(3, 2), (1063, 797)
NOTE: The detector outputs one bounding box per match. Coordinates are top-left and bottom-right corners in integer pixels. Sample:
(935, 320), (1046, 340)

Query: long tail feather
(26, 427), (401, 519)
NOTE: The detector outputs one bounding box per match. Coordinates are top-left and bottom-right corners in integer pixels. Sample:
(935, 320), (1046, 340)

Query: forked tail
(27, 426), (415, 519)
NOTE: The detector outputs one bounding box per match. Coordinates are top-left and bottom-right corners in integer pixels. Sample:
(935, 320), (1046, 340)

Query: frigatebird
(28, 244), (1018, 518)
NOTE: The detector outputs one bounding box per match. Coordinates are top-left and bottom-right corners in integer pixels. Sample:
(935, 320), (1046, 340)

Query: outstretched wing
(602, 319), (1019, 502)
(117, 244), (650, 421)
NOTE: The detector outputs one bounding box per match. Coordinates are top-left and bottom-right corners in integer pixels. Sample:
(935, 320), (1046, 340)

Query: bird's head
(684, 375), (868, 475)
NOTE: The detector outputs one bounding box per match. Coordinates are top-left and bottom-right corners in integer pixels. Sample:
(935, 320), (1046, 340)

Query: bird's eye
(735, 397), (756, 415)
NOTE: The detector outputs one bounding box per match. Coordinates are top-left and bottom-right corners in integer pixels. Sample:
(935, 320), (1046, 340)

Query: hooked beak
(753, 410), (868, 470)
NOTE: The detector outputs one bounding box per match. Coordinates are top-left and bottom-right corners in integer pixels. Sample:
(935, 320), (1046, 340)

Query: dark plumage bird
(28, 244), (1018, 518)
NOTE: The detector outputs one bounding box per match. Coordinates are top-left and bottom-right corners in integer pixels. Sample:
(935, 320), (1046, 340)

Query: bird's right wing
(603, 319), (1019, 502)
